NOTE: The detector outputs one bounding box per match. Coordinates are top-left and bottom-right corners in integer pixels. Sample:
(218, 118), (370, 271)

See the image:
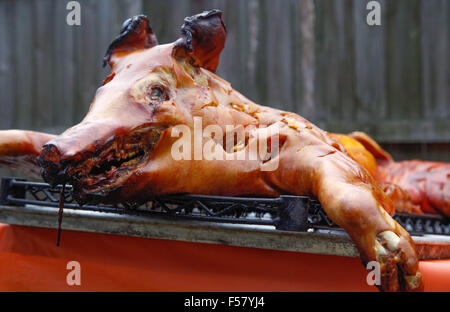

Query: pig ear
(103, 15), (158, 68)
(173, 9), (227, 72)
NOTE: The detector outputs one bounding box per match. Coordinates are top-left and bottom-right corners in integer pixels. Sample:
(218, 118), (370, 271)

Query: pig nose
(38, 144), (69, 187)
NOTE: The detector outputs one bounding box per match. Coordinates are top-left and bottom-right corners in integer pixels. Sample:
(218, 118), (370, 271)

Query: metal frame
(1, 177), (449, 235)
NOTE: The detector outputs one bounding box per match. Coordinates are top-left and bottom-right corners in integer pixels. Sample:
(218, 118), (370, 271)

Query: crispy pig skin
(377, 160), (450, 216)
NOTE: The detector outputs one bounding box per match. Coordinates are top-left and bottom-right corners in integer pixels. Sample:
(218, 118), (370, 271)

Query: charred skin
(0, 10), (436, 291)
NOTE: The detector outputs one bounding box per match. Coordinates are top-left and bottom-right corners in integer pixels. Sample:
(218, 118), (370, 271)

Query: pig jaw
(38, 125), (165, 205)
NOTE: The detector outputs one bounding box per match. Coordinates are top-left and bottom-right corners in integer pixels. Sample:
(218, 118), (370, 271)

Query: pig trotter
(374, 231), (423, 291)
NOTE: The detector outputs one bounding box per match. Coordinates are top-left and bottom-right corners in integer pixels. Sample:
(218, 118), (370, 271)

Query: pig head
(38, 11), (231, 205)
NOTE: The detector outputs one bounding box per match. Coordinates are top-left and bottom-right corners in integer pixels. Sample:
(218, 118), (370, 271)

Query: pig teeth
(123, 157), (139, 167)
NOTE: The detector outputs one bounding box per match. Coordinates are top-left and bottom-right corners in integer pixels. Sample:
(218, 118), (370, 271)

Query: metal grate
(1, 177), (449, 235)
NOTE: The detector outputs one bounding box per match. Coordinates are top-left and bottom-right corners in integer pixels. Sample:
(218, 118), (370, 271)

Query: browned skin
(0, 11), (429, 291)
(335, 132), (450, 216)
(377, 160), (450, 216)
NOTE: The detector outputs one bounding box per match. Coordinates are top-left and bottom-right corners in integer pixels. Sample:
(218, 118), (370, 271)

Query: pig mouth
(63, 126), (164, 200)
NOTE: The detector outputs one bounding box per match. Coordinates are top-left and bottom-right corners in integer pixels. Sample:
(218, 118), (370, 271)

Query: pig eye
(148, 85), (169, 101)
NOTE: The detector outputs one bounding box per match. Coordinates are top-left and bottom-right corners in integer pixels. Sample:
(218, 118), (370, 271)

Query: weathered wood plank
(13, 0), (34, 130)
(33, 0), (55, 129)
(74, 0), (98, 123)
(217, 0), (245, 95)
(318, 119), (450, 143)
(314, 0), (339, 121)
(96, 0), (115, 85)
(353, 0), (387, 121)
(421, 0), (449, 119)
(0, 0), (17, 173)
(52, 0), (75, 130)
(335, 0), (356, 122)
(251, 0), (269, 108)
(265, 1), (294, 111)
(245, 0), (261, 104)
(0, 0), (16, 130)
(143, 0), (189, 44)
(381, 143), (450, 162)
(385, 0), (423, 120)
(294, 0), (316, 119)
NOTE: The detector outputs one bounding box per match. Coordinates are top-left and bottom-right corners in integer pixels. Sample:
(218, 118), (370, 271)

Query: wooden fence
(0, 0), (448, 163)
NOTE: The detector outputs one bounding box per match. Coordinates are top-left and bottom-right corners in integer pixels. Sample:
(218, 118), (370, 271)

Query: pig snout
(38, 135), (102, 187)
(37, 122), (114, 187)
(38, 143), (68, 187)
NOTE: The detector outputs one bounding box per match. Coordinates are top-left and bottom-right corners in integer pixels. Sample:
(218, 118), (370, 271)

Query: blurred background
(0, 0), (448, 179)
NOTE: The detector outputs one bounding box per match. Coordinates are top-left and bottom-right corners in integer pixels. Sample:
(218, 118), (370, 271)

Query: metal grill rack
(1, 177), (449, 236)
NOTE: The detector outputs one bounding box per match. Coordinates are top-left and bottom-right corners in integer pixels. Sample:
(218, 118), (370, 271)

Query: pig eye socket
(148, 85), (169, 102)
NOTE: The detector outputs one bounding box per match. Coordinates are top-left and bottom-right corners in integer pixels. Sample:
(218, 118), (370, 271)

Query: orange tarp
(0, 223), (448, 292)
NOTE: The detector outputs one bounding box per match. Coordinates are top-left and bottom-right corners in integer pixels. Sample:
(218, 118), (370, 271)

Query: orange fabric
(0, 223), (448, 292)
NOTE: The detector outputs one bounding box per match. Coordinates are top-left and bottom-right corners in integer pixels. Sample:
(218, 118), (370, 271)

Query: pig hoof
(374, 231), (424, 292)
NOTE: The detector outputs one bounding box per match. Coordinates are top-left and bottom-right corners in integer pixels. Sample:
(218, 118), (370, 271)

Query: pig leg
(0, 130), (56, 178)
(313, 157), (423, 291)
